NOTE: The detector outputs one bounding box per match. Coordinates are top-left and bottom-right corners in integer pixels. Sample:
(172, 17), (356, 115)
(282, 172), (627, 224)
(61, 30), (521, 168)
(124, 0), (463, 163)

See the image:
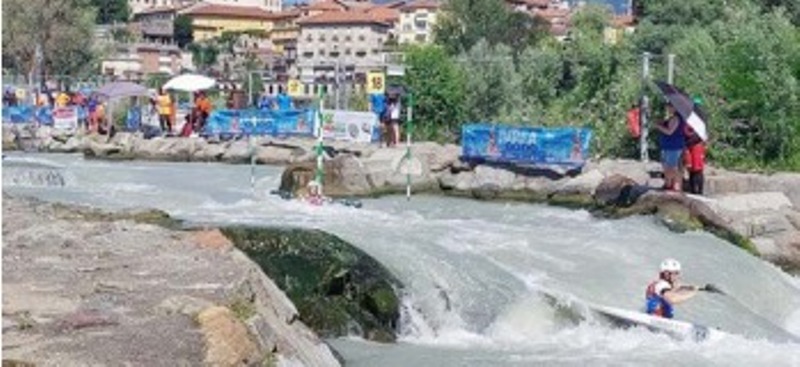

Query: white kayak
(591, 304), (728, 342)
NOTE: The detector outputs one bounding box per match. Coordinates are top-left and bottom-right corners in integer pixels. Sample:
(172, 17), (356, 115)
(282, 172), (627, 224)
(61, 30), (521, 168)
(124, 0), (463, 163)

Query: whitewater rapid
(4, 153), (800, 366)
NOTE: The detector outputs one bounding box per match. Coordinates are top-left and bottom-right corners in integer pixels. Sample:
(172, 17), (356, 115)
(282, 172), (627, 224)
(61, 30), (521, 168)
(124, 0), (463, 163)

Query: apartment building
(296, 11), (391, 81)
(397, 0), (440, 44)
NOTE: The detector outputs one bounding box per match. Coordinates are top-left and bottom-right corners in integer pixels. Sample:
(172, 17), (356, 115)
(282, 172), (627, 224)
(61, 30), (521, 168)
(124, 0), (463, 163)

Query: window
(319, 49), (325, 56)
(345, 48), (351, 55)
(345, 35), (351, 41)
(303, 51), (314, 58)
(319, 35), (326, 42)
(371, 49), (379, 54)
(358, 35), (365, 41)
(332, 35), (339, 42)
(330, 51), (340, 57)
(356, 50), (366, 57)
(306, 34), (312, 42)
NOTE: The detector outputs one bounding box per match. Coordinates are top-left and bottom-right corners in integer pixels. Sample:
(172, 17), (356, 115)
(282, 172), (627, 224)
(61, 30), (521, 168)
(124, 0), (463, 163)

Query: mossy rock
(655, 201), (703, 233)
(221, 226), (401, 342)
(50, 202), (183, 230)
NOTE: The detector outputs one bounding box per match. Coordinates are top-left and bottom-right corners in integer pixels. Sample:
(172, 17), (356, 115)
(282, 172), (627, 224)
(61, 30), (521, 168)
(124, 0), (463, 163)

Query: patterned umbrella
(654, 81), (708, 141)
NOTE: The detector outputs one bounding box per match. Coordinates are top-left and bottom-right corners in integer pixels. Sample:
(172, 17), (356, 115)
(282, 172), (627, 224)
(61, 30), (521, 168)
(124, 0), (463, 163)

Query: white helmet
(660, 258), (681, 272)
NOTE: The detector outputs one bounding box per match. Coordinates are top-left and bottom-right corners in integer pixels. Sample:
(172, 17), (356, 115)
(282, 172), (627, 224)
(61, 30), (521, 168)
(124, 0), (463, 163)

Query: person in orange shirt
(194, 91), (212, 132)
(157, 88), (173, 133)
(55, 90), (70, 107)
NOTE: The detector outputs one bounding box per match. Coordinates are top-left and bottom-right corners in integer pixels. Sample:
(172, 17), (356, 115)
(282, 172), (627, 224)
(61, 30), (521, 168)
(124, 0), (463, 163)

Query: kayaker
(645, 259), (701, 318)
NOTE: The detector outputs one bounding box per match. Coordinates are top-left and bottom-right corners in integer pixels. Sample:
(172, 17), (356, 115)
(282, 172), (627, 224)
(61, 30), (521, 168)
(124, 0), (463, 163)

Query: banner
(204, 108), (316, 137)
(318, 109), (379, 143)
(367, 71), (385, 94)
(52, 107), (78, 131)
(461, 124), (592, 167)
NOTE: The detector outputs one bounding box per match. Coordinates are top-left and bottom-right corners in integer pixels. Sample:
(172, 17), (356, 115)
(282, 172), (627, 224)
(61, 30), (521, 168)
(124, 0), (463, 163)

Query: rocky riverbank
(4, 124), (800, 272)
(2, 195), (343, 366)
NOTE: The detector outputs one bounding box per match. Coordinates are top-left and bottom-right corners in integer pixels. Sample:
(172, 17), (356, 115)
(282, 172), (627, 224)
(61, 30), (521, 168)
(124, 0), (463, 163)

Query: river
(4, 153), (800, 366)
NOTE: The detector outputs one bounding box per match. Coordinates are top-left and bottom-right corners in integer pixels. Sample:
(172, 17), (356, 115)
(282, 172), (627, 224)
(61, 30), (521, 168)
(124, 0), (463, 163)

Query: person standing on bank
(157, 88), (173, 134)
(656, 103), (685, 191)
(385, 93), (401, 147)
(683, 97), (707, 195)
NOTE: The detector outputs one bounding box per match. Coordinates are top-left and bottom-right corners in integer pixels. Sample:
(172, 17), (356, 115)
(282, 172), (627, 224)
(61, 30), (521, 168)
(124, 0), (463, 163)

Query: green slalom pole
(315, 88), (326, 196)
(405, 92), (413, 201)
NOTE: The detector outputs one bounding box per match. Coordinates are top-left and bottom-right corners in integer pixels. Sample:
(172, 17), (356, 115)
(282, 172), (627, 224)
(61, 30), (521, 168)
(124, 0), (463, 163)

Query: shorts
(683, 144), (706, 172)
(661, 149), (682, 168)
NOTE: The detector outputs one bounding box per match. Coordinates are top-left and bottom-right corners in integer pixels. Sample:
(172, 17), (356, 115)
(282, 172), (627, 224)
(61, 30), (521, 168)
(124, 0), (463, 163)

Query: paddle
(699, 283), (726, 295)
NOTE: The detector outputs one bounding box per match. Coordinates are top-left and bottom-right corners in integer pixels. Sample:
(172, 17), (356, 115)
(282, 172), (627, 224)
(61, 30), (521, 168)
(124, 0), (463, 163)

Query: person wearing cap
(645, 259), (702, 318)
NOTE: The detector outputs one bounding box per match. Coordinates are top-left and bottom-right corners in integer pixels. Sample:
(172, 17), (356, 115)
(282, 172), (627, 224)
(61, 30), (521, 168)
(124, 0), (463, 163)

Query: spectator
(385, 93), (402, 147)
(157, 88), (173, 133)
(193, 91), (213, 133)
(655, 103), (685, 191)
(683, 97), (707, 195)
(55, 88), (70, 107)
(276, 85), (293, 110)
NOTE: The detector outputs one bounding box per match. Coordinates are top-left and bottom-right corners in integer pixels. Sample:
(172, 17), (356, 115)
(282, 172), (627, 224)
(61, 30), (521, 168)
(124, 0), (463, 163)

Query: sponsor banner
(461, 124), (592, 167)
(318, 109), (379, 143)
(52, 106), (78, 131)
(204, 108), (316, 137)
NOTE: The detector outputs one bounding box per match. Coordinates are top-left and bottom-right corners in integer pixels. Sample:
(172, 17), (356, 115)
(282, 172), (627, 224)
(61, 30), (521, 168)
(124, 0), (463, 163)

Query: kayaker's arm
(663, 285), (700, 304)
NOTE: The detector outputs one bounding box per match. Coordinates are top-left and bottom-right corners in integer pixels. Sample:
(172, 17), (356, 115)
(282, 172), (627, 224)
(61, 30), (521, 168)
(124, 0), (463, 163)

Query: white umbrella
(163, 74), (216, 92)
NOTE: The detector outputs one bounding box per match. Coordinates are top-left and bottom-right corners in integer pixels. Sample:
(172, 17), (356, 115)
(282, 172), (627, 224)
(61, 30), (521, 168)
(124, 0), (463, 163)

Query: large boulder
(280, 154), (372, 197)
(221, 227), (402, 343)
(255, 145), (295, 165)
(594, 174), (642, 207)
(221, 140), (252, 163)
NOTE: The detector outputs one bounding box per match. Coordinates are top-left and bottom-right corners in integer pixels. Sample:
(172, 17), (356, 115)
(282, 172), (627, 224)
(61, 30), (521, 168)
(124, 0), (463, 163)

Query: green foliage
(188, 43), (219, 71)
(91, 0), (130, 24)
(409, 0), (800, 170)
(174, 15), (194, 49)
(145, 73), (170, 89)
(2, 0), (98, 78)
(404, 45), (466, 142)
(434, 0), (548, 56)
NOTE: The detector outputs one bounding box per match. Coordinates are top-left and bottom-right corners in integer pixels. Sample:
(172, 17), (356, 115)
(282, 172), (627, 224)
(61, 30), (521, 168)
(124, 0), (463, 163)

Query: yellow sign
(367, 71), (385, 94)
(287, 79), (303, 97)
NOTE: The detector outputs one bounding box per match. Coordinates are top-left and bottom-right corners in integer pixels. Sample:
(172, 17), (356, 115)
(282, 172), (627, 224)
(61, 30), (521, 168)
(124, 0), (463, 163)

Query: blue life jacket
(645, 280), (674, 318)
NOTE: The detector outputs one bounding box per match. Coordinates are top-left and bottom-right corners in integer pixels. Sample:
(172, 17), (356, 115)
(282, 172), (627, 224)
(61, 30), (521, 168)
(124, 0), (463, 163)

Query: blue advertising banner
(2, 105), (89, 126)
(461, 124), (592, 167)
(204, 108), (316, 137)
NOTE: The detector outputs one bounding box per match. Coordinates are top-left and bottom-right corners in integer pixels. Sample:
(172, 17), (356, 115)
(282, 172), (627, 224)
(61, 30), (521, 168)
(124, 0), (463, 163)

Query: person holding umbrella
(656, 102), (685, 191)
(683, 97), (707, 195)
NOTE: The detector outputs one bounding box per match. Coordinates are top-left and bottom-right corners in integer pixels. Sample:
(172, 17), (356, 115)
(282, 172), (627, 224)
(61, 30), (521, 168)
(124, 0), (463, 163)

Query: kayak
(591, 304), (727, 342)
(269, 190), (363, 208)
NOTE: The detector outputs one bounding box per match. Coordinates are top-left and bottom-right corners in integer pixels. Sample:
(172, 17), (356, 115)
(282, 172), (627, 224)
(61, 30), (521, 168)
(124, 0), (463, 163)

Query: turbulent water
(5, 153), (800, 366)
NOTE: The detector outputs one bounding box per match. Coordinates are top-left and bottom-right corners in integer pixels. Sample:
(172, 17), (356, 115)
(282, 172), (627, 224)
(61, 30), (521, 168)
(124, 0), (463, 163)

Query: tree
(188, 43), (219, 71)
(174, 15), (194, 49)
(434, 0), (545, 55)
(2, 0), (98, 83)
(91, 0), (130, 24)
(403, 45), (467, 141)
(460, 40), (523, 122)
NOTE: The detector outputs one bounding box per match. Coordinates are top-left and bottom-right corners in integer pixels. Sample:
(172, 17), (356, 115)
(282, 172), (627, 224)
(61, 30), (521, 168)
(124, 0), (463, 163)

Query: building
(129, 0), (196, 16)
(296, 11), (391, 81)
(397, 0), (439, 44)
(130, 0), (280, 15)
(132, 6), (184, 44)
(101, 43), (183, 78)
(179, 3), (286, 42)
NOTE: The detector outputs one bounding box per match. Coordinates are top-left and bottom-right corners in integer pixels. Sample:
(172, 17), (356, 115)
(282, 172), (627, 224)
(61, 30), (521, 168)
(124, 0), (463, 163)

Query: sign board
(318, 109), (379, 143)
(52, 106), (78, 131)
(461, 124), (592, 167)
(367, 71), (386, 94)
(287, 79), (303, 97)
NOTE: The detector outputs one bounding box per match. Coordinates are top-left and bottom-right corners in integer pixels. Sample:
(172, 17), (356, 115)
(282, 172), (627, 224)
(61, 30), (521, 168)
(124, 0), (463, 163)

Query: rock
(472, 183), (502, 200)
(221, 227), (402, 343)
(752, 237), (780, 258)
(169, 138), (203, 161)
(556, 169), (604, 196)
(83, 141), (123, 159)
(156, 295), (215, 317)
(2, 126), (18, 150)
(787, 211), (800, 230)
(221, 140), (252, 164)
(473, 165), (516, 189)
(130, 138), (171, 160)
(56, 309), (118, 331)
(712, 192), (793, 213)
(196, 306), (260, 366)
(362, 147), (432, 189)
(256, 146), (294, 165)
(186, 229), (233, 251)
(729, 213), (794, 238)
(594, 174), (640, 207)
(194, 142), (227, 162)
(279, 154), (373, 197)
(413, 142), (460, 172)
(62, 136), (85, 152)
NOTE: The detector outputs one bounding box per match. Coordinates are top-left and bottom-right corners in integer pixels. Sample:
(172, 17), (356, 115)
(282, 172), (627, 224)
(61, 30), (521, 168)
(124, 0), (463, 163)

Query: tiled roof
(304, 0), (347, 11)
(612, 14), (636, 27)
(297, 10), (390, 26)
(534, 8), (571, 21)
(366, 6), (400, 23)
(134, 5), (181, 16)
(399, 0), (440, 11)
(183, 3), (280, 20)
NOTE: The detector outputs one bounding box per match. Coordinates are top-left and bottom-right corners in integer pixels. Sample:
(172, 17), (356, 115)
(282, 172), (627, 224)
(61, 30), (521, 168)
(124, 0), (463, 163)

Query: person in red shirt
(683, 97), (707, 195)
